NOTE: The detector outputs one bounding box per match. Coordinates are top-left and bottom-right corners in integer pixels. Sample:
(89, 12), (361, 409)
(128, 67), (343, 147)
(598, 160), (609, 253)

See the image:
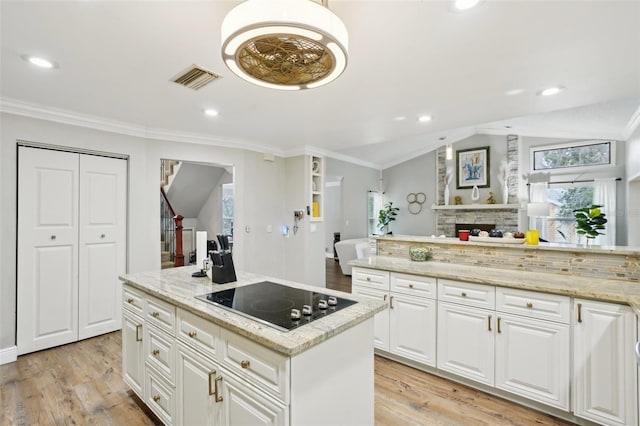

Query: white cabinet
(122, 309), (144, 399)
(437, 301), (495, 385)
(175, 342), (221, 426)
(17, 146), (127, 355)
(573, 299), (638, 426)
(494, 313), (569, 410)
(438, 281), (571, 410)
(221, 372), (287, 426)
(352, 268), (436, 366)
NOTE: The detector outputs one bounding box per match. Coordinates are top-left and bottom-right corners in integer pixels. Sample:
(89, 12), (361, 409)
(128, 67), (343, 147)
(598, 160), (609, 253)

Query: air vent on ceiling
(171, 65), (221, 90)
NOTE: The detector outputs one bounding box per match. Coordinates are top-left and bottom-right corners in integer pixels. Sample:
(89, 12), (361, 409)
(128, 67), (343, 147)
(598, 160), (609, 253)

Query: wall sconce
(445, 144), (453, 161)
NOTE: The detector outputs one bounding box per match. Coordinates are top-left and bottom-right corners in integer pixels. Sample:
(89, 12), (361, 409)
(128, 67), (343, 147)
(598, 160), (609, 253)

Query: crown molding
(475, 125), (623, 141)
(622, 104), (640, 140)
(0, 97), (287, 156)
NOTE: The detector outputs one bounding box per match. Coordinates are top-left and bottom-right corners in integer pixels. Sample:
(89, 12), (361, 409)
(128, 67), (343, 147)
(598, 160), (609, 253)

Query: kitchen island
(119, 266), (386, 426)
(350, 235), (640, 426)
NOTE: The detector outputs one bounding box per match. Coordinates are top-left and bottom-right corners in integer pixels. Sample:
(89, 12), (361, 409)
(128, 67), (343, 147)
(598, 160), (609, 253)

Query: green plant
(378, 202), (399, 233)
(574, 204), (607, 240)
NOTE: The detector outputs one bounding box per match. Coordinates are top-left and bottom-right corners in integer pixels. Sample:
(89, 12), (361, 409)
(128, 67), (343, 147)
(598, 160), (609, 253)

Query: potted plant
(378, 202), (399, 234)
(574, 204), (607, 245)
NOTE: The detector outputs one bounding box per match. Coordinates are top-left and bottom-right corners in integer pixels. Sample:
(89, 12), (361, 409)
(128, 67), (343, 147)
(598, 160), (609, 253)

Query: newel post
(174, 214), (185, 267)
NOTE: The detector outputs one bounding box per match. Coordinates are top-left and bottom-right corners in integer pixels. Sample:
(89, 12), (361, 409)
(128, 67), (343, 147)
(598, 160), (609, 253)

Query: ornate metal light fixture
(221, 0), (348, 90)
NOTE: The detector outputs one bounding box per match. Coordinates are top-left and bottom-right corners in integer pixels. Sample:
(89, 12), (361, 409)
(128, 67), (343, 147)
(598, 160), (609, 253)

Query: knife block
(210, 252), (237, 284)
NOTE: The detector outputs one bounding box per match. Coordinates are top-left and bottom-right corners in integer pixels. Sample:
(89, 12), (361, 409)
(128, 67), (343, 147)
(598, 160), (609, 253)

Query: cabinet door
(122, 310), (144, 398)
(495, 314), (570, 410)
(175, 343), (221, 426)
(221, 370), (288, 426)
(437, 302), (494, 385)
(78, 155), (127, 340)
(389, 293), (436, 366)
(17, 147), (79, 355)
(351, 285), (389, 351)
(573, 299), (638, 426)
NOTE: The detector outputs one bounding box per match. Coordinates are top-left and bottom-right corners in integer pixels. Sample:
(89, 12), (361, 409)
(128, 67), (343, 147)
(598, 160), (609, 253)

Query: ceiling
(1, 0), (639, 169)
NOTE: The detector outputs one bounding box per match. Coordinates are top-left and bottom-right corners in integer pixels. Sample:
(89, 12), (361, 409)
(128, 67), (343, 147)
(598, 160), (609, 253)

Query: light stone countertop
(374, 234), (640, 256)
(350, 256), (640, 316)
(119, 266), (386, 357)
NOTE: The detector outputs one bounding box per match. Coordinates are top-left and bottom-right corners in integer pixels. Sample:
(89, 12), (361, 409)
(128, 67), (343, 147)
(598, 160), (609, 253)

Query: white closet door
(78, 155), (127, 340)
(17, 147), (79, 355)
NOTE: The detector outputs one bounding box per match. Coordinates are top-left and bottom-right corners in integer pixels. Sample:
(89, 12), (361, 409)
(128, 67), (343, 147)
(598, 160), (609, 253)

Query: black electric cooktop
(195, 281), (357, 332)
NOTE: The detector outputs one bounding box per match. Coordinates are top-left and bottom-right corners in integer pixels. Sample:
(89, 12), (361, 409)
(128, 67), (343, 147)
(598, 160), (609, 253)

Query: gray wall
(324, 181), (341, 254)
(382, 151), (438, 236)
(196, 170), (233, 236)
(0, 113), (294, 350)
(325, 158), (379, 240)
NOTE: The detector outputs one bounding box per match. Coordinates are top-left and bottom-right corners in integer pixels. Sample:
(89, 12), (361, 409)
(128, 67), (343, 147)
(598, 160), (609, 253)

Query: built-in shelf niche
(310, 155), (324, 221)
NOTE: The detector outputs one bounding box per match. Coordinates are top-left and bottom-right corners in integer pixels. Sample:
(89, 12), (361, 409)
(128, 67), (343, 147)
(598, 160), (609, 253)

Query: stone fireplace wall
(435, 136), (520, 236)
(436, 208), (520, 236)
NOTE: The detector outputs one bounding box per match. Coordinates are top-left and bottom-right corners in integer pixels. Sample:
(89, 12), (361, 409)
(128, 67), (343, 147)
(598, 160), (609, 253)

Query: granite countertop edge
(373, 234), (640, 256)
(120, 267), (386, 357)
(349, 257), (640, 316)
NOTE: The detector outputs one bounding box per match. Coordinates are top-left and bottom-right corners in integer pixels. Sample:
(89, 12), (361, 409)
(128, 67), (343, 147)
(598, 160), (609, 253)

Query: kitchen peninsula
(350, 235), (640, 426)
(119, 267), (386, 426)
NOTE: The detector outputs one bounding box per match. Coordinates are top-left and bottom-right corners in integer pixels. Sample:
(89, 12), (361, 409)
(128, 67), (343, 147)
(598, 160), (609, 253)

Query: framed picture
(456, 146), (490, 188)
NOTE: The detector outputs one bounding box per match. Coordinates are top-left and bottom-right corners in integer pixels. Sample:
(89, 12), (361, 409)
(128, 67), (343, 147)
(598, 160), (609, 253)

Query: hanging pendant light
(221, 0), (348, 90)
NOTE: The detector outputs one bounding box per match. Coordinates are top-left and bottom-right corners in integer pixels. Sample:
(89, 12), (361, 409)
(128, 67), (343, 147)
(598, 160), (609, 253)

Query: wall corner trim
(0, 346), (18, 365)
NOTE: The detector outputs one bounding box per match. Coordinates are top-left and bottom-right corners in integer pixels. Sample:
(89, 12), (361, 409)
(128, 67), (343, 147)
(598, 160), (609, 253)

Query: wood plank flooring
(1, 260), (573, 425)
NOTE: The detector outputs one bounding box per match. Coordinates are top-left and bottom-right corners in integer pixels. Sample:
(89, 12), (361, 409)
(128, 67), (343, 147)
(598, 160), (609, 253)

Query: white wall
(196, 170), (232, 236)
(625, 128), (640, 246)
(324, 181), (341, 254)
(325, 158), (379, 240)
(0, 112), (291, 350)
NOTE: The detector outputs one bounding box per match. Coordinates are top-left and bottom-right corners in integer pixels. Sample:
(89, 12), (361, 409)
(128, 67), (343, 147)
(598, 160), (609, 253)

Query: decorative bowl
(409, 247), (433, 262)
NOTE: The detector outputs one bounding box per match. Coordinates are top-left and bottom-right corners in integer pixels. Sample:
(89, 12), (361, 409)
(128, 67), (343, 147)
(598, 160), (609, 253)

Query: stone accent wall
(436, 208), (519, 236)
(435, 136), (520, 236)
(377, 239), (640, 282)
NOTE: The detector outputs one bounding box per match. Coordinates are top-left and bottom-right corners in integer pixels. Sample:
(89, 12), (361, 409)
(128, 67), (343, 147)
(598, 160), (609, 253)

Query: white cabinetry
(352, 268), (436, 366)
(122, 309), (144, 398)
(573, 299), (638, 426)
(437, 280), (571, 410)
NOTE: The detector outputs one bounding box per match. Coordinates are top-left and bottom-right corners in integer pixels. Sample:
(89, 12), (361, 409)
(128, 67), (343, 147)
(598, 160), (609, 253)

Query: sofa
(334, 238), (370, 275)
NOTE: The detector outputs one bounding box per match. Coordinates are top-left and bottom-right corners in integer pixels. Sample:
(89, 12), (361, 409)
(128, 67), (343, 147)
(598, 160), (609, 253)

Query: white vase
(502, 182), (509, 204)
(444, 184), (450, 206)
(471, 185), (480, 201)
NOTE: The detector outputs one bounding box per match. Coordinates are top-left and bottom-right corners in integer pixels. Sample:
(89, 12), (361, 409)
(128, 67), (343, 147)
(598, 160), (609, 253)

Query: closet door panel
(17, 147), (79, 355)
(79, 155), (127, 340)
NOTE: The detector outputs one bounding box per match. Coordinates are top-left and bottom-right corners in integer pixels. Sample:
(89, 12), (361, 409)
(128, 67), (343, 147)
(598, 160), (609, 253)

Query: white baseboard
(0, 346), (17, 365)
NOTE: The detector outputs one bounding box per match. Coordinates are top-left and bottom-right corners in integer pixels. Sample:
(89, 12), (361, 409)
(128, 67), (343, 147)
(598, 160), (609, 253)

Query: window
(222, 183), (234, 236)
(531, 141), (612, 171)
(542, 185), (594, 244)
(367, 192), (383, 236)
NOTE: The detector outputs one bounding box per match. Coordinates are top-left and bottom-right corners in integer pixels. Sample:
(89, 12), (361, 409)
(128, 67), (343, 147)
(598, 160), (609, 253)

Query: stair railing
(160, 187), (184, 267)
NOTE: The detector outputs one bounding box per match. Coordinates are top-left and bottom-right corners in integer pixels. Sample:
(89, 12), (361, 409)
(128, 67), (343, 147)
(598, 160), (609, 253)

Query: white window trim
(529, 140), (616, 174)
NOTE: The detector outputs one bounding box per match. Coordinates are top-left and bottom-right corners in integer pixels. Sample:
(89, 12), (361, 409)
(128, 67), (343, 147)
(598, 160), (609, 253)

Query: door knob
(50, 235), (56, 240)
(100, 234), (105, 238)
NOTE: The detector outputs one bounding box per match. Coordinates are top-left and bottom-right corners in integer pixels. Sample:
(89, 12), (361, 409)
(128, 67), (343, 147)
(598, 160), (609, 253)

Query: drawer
(123, 285), (144, 316)
(220, 328), (290, 402)
(146, 365), (175, 426)
(352, 267), (389, 291)
(496, 287), (570, 323)
(177, 308), (220, 359)
(390, 273), (436, 299)
(145, 324), (175, 384)
(145, 294), (176, 335)
(438, 279), (495, 309)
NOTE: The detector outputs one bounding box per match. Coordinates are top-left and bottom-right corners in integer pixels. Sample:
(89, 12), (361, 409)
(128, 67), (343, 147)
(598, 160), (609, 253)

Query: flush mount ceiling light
(418, 115), (433, 123)
(221, 0), (348, 90)
(452, 0), (483, 11)
(204, 109), (219, 117)
(538, 86), (565, 96)
(21, 55), (57, 69)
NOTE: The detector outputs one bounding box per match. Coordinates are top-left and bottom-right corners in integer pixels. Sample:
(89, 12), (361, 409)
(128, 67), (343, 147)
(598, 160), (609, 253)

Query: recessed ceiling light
(417, 115), (433, 123)
(393, 116), (407, 121)
(453, 0), (482, 11)
(204, 109), (219, 117)
(22, 55), (57, 69)
(538, 86), (565, 96)
(505, 88), (525, 96)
